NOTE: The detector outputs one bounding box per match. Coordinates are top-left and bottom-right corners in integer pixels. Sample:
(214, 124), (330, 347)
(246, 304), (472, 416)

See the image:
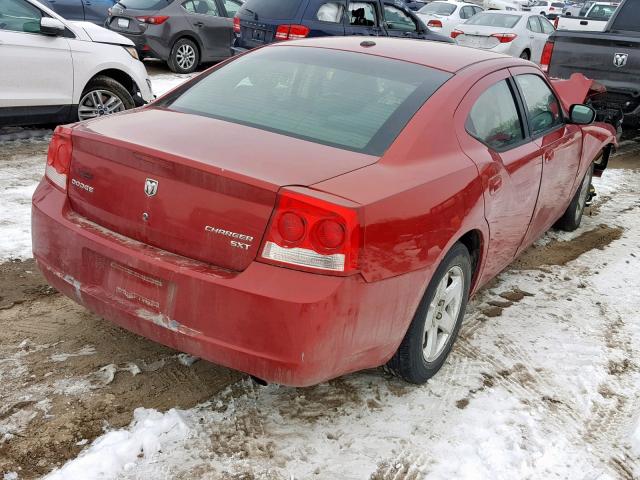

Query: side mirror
(40, 17), (66, 36)
(569, 104), (596, 125)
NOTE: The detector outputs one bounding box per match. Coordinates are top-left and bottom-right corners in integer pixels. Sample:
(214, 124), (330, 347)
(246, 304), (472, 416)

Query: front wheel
(77, 76), (134, 121)
(554, 163), (594, 231)
(386, 243), (472, 384)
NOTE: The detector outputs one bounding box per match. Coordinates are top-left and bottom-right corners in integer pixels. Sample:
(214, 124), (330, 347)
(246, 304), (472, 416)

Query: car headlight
(123, 46), (139, 60)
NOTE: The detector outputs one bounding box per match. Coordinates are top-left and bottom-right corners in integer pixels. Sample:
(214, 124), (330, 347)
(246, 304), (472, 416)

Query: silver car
(452, 10), (555, 62)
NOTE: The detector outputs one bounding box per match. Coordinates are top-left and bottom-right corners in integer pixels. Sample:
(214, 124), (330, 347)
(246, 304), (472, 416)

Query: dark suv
(233, 0), (452, 52)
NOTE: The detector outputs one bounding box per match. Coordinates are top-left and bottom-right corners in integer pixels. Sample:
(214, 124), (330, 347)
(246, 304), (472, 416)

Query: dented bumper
(31, 180), (413, 386)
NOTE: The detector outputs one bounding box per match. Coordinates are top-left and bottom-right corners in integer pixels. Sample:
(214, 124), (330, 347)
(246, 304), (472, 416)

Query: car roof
(277, 37), (513, 74)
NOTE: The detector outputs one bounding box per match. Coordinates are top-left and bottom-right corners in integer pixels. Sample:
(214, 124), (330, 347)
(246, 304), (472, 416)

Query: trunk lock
(142, 212), (149, 222)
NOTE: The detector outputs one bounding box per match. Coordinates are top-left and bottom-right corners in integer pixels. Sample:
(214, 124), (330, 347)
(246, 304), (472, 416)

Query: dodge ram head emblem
(144, 178), (159, 197)
(613, 53), (628, 68)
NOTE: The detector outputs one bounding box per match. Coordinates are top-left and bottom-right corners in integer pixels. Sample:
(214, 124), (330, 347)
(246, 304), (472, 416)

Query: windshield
(418, 2), (457, 15)
(464, 13), (521, 27)
(164, 46), (451, 156)
(115, 0), (169, 10)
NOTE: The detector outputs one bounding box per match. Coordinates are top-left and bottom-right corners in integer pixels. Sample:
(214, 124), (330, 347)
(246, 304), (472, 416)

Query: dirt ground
(0, 146), (637, 478)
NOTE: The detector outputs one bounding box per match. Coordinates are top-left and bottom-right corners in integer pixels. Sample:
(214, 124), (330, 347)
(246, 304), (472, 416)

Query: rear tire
(520, 50), (531, 60)
(168, 38), (199, 74)
(76, 75), (134, 122)
(386, 243), (472, 384)
(554, 163), (594, 231)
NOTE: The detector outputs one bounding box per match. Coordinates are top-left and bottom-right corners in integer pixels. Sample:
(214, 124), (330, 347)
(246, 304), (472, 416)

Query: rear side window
(611, 0), (640, 32)
(165, 46), (451, 155)
(183, 0), (220, 15)
(222, 0), (241, 17)
(349, 1), (378, 26)
(115, 0), (169, 10)
(460, 6), (475, 19)
(515, 74), (563, 136)
(316, 2), (345, 22)
(239, 0), (300, 19)
(465, 13), (521, 28)
(466, 80), (524, 151)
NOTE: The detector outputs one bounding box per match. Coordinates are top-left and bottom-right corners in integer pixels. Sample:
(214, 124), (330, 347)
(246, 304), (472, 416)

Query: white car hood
(71, 21), (135, 47)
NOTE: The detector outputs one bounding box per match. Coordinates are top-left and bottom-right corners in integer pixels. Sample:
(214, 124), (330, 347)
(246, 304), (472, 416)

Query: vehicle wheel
(554, 163), (594, 231)
(77, 75), (134, 121)
(386, 242), (472, 384)
(168, 38), (199, 74)
(520, 50), (531, 60)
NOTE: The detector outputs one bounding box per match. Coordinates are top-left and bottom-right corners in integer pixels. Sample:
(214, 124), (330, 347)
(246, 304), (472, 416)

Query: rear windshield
(465, 12), (521, 27)
(610, 0), (640, 32)
(551, 3), (564, 7)
(418, 2), (457, 16)
(587, 4), (616, 18)
(239, 0), (300, 19)
(164, 46), (451, 156)
(115, 0), (169, 10)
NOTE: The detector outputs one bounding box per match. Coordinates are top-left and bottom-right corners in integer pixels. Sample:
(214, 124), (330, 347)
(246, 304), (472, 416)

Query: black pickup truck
(542, 0), (639, 128)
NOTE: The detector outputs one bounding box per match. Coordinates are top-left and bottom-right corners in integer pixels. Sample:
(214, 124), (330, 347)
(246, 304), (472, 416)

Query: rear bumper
(32, 181), (418, 386)
(115, 31), (171, 61)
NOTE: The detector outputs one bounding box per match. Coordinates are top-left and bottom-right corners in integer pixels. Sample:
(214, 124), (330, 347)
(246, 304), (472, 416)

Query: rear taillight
(233, 16), (240, 33)
(427, 19), (442, 28)
(540, 40), (554, 72)
(136, 15), (169, 24)
(45, 126), (73, 192)
(451, 29), (463, 39)
(259, 189), (361, 274)
(491, 33), (517, 43)
(274, 24), (310, 40)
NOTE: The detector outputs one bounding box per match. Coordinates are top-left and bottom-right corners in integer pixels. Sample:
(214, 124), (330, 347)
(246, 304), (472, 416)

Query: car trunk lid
(456, 25), (504, 49)
(67, 107), (377, 271)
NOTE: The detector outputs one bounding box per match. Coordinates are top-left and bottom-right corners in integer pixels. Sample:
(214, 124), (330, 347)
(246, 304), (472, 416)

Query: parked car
(233, 0), (452, 53)
(544, 0), (639, 127)
(554, 1), (618, 30)
(105, 0), (241, 73)
(452, 11), (555, 61)
(39, 0), (116, 23)
(32, 37), (616, 387)
(0, 0), (152, 126)
(416, 1), (483, 37)
(529, 0), (565, 18)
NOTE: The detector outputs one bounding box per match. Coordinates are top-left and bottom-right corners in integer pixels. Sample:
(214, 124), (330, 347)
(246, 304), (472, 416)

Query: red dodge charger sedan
(32, 37), (616, 386)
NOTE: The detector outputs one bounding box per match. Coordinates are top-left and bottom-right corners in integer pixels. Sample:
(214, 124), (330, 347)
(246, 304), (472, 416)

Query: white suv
(0, 0), (153, 126)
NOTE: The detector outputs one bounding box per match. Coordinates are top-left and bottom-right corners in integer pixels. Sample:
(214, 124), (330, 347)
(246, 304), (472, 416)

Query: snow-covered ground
(0, 68), (194, 262)
(38, 169), (640, 480)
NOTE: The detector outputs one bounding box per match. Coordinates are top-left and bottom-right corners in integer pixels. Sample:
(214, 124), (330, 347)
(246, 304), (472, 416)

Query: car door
(525, 15), (546, 61)
(510, 67), (583, 253)
(382, 3), (422, 38)
(346, 1), (382, 35)
(0, 0), (73, 118)
(46, 0), (85, 20)
(82, 0), (115, 23)
(182, 0), (232, 59)
(455, 70), (543, 281)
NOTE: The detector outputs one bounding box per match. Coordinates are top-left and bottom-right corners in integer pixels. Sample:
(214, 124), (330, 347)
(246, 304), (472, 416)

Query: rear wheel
(520, 50), (531, 60)
(555, 163), (594, 231)
(77, 75), (134, 121)
(387, 243), (472, 384)
(168, 38), (199, 74)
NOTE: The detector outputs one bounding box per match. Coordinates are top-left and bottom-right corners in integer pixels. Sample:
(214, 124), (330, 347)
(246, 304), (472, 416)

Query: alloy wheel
(422, 265), (464, 362)
(78, 90), (125, 121)
(176, 44), (196, 71)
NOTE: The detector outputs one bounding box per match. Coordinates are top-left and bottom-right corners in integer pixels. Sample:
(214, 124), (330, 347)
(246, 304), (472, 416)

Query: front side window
(183, 0), (219, 15)
(0, 0), (42, 33)
(540, 15), (554, 33)
(317, 2), (345, 22)
(384, 5), (417, 31)
(165, 46), (451, 155)
(349, 1), (377, 26)
(223, 0), (241, 17)
(515, 74), (563, 136)
(466, 80), (524, 151)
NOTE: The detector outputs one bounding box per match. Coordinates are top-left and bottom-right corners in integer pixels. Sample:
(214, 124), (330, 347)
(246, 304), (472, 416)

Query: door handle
(488, 174), (502, 195)
(544, 151), (554, 163)
(194, 21), (204, 27)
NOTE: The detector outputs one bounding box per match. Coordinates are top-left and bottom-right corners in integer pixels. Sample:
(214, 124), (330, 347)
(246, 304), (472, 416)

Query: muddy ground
(0, 145), (638, 478)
